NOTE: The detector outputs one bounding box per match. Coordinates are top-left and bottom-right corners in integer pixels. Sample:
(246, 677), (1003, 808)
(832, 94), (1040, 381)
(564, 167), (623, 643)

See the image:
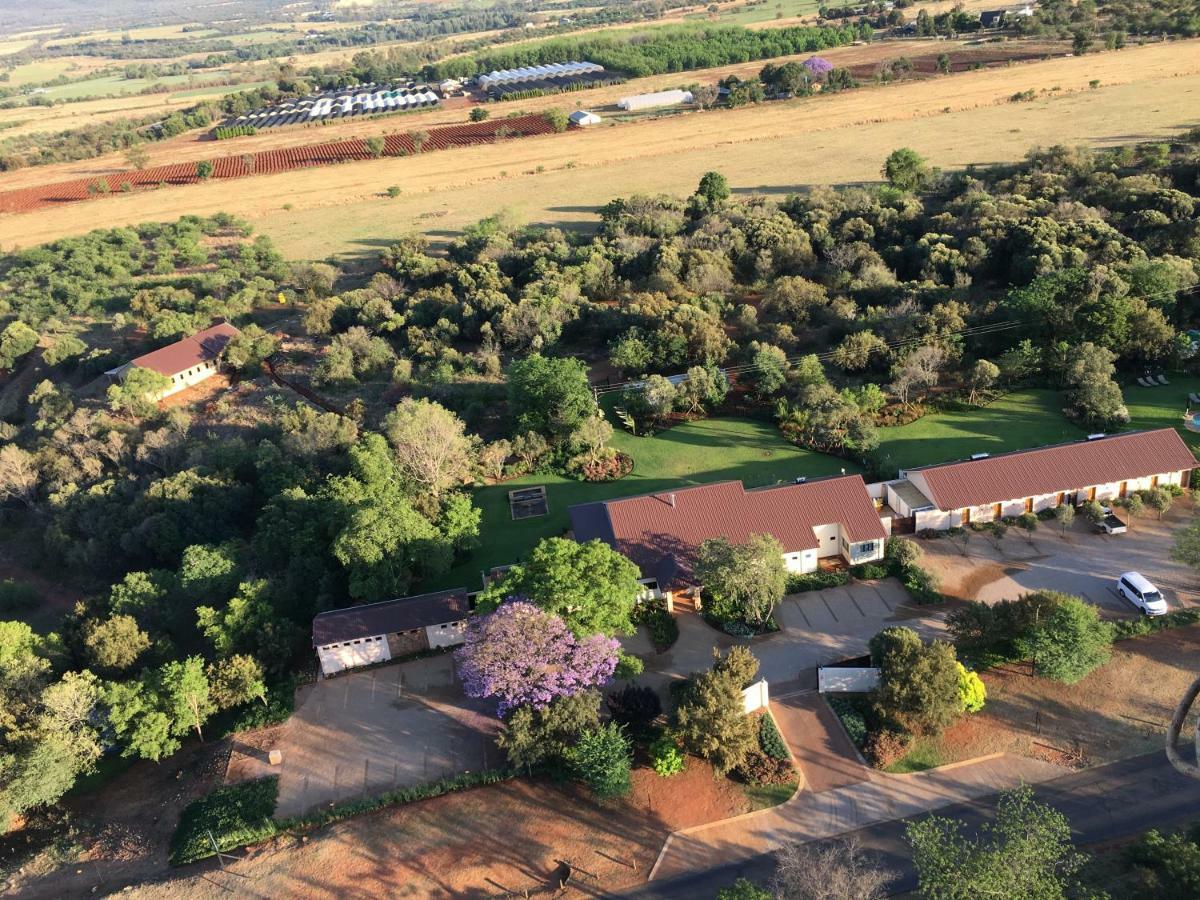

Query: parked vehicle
(1095, 506), (1127, 534)
(1116, 572), (1168, 616)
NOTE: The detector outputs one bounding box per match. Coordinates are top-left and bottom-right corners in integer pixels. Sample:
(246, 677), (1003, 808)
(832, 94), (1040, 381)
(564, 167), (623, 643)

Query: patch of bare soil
(8, 739), (230, 900)
(224, 725), (287, 785)
(934, 625), (1200, 769)
(119, 758), (746, 899)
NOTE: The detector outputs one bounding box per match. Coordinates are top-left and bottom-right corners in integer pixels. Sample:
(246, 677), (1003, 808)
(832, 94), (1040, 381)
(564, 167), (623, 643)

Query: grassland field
(2, 38), (1194, 257)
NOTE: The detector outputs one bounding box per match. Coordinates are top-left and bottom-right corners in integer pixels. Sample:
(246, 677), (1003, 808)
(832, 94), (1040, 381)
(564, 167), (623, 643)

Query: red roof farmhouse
(105, 321), (241, 400)
(569, 475), (888, 600)
(885, 428), (1197, 531)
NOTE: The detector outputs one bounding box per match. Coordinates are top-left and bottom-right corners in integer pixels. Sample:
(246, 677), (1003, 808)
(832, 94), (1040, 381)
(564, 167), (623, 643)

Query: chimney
(668, 492), (676, 508)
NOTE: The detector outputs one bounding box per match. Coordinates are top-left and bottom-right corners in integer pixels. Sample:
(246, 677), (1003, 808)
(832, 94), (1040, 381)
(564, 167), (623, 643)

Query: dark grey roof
(312, 588), (469, 646)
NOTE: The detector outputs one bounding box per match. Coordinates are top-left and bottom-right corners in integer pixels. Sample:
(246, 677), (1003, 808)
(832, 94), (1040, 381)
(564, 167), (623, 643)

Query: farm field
(1, 56), (114, 86)
(1, 37), (1191, 257)
(34, 71), (232, 101)
(436, 415), (857, 589)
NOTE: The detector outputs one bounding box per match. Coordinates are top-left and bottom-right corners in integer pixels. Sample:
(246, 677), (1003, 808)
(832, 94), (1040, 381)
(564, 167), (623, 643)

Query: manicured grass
(433, 415), (859, 590)
(743, 779), (799, 810)
(883, 736), (946, 773)
(873, 389), (1085, 475)
(1120, 373), (1200, 454)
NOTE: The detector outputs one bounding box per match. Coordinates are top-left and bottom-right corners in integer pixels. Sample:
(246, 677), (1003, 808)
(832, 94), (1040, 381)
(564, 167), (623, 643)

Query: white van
(1116, 572), (1168, 616)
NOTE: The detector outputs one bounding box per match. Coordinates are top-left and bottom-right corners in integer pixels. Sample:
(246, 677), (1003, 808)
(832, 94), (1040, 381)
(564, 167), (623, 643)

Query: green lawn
(873, 390), (1085, 474)
(432, 380), (1200, 592)
(883, 736), (946, 774)
(433, 415), (858, 590)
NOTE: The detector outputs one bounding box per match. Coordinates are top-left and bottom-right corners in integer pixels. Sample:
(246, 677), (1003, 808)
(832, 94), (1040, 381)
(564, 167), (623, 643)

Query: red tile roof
(569, 475), (887, 589)
(907, 428), (1196, 510)
(129, 321), (240, 378)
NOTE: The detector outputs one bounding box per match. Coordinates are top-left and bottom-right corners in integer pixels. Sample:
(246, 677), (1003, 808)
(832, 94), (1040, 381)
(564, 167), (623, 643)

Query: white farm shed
(617, 89), (693, 111)
(312, 588), (471, 676)
(569, 110), (601, 126)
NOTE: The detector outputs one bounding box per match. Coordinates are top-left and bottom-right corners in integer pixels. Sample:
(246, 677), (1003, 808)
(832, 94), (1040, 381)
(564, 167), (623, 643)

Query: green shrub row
(758, 712), (790, 761)
(786, 570), (849, 593)
(826, 696), (868, 748)
(850, 562), (889, 581)
(1112, 607), (1200, 640)
(213, 124), (258, 140)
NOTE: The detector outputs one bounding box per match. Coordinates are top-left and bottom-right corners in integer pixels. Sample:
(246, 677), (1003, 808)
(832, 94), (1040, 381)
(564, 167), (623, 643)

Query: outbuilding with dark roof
(312, 588), (470, 676)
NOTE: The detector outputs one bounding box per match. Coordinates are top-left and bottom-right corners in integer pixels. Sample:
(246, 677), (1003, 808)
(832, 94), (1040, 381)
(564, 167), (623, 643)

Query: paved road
(623, 751), (1200, 898)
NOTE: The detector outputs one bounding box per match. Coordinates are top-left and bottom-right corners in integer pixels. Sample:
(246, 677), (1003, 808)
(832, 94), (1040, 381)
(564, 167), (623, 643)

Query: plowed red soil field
(0, 115), (558, 214)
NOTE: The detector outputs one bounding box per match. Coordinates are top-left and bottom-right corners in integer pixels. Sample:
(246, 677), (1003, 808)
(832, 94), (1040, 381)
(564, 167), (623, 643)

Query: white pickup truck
(1095, 506), (1127, 535)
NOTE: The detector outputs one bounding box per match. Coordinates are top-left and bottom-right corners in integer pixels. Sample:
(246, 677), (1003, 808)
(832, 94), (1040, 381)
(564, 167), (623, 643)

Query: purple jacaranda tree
(455, 600), (619, 717)
(803, 56), (834, 80)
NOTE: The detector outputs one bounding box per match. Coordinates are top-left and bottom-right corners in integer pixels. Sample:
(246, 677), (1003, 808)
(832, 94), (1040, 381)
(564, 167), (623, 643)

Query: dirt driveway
(273, 655), (500, 819)
(919, 503), (1200, 617)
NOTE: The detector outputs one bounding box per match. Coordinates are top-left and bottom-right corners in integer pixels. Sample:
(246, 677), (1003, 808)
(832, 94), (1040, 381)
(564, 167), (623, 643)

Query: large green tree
(1015, 594), (1113, 684)
(906, 785), (1085, 899)
(869, 627), (961, 736)
(477, 537), (642, 637)
(506, 354), (596, 442)
(675, 647), (759, 775)
(694, 533), (787, 628)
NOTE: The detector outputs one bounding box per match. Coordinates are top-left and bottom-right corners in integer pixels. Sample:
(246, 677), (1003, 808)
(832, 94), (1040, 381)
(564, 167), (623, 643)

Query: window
(858, 542), (876, 556)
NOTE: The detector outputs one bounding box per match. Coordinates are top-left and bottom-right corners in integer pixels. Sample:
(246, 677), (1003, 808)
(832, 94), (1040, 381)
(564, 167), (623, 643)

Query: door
(993, 503), (1002, 520)
(1151, 476), (1159, 488)
(1119, 481), (1128, 498)
(1055, 492), (1064, 506)
(961, 508), (970, 525)
(1087, 487), (1097, 502)
(1024, 497), (1034, 513)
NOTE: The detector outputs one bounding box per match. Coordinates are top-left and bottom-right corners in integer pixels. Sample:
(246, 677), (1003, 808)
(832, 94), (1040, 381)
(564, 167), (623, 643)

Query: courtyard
(271, 655), (500, 818)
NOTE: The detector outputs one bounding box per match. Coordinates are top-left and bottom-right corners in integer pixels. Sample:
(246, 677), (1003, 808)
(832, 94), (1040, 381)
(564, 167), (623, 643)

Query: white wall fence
(818, 666), (880, 693)
(742, 678), (770, 714)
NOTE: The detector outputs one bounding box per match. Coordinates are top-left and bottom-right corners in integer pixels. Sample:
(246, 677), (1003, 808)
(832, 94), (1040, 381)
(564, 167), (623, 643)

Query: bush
(722, 620), (755, 637)
(1112, 607), (1200, 639)
(851, 562), (889, 581)
(0, 578), (37, 613)
(633, 599), (678, 650)
(607, 684), (662, 732)
(758, 713), (790, 761)
(827, 697), (868, 747)
(650, 733), (686, 777)
(614, 650), (644, 679)
(170, 777), (279, 865)
(716, 878), (772, 900)
(227, 676), (296, 732)
(571, 723), (632, 798)
(885, 536), (923, 567)
(866, 729), (912, 768)
(786, 570), (849, 593)
(1125, 828), (1200, 899)
(957, 663), (986, 713)
(899, 563), (943, 604)
(735, 750), (796, 785)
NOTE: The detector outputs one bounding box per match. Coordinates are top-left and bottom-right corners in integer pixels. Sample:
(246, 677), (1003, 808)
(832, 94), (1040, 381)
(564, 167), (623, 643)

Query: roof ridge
(907, 428), (1180, 472)
(312, 587), (468, 619)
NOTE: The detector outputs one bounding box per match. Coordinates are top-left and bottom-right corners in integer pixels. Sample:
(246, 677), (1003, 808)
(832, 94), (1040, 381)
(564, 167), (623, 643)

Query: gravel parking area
(274, 655), (500, 818)
(919, 500), (1200, 617)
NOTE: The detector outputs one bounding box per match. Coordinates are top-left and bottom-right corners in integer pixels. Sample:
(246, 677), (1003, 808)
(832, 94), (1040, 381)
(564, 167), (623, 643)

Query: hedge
(786, 570), (849, 593)
(1112, 607), (1200, 640)
(758, 712), (790, 761)
(170, 777), (279, 866)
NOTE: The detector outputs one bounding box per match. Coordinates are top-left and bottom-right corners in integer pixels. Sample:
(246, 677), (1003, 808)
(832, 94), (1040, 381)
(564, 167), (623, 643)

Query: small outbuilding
(312, 588), (471, 676)
(105, 320), (240, 400)
(569, 110), (601, 126)
(617, 89), (693, 111)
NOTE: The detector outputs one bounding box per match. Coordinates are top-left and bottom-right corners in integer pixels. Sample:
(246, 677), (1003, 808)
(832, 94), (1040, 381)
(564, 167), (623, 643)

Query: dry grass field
(0, 39), (1196, 258)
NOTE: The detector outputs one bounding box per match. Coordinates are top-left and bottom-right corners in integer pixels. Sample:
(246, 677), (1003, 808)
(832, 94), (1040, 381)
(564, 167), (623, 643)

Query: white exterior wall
(741, 679), (770, 714)
(638, 578), (663, 601)
(812, 522), (841, 559)
(846, 538), (885, 564)
(783, 549), (819, 574)
(425, 621), (467, 649)
(910, 469), (1187, 531)
(151, 359), (221, 400)
(317, 634), (390, 676)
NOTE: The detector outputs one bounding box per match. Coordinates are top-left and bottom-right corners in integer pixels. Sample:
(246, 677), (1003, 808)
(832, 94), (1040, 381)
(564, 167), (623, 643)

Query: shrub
(957, 663), (987, 713)
(851, 562), (889, 581)
(570, 723), (632, 798)
(900, 563), (943, 604)
(827, 697), (867, 747)
(607, 683), (662, 732)
(650, 733), (686, 777)
(1125, 829), (1200, 898)
(716, 878), (772, 900)
(885, 536), (923, 567)
(758, 713), (790, 761)
(722, 620), (755, 637)
(613, 650), (644, 679)
(170, 777), (279, 865)
(736, 750), (796, 785)
(632, 599), (678, 650)
(227, 676), (296, 732)
(786, 570), (849, 593)
(0, 579), (37, 613)
(865, 729), (911, 768)
(1015, 595), (1113, 684)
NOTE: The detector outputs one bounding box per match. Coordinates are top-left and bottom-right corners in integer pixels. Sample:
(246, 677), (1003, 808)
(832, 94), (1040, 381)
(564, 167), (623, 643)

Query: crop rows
(0, 116), (559, 215)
